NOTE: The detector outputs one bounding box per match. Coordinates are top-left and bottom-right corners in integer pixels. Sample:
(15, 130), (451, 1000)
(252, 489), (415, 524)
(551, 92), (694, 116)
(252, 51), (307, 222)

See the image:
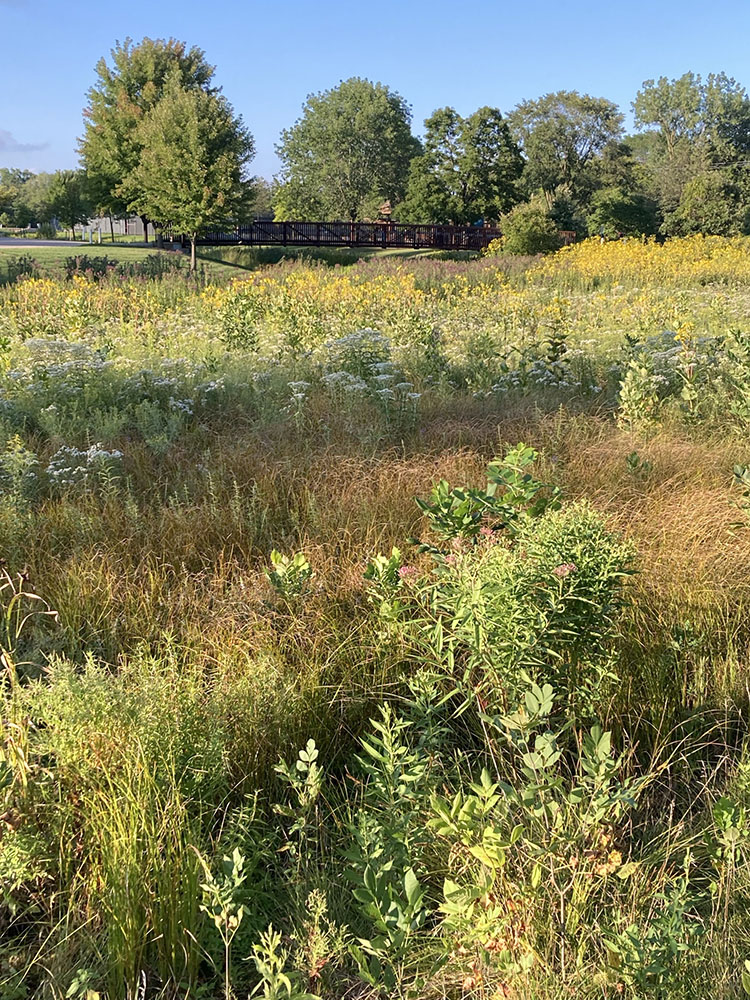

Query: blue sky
(3, 0), (750, 179)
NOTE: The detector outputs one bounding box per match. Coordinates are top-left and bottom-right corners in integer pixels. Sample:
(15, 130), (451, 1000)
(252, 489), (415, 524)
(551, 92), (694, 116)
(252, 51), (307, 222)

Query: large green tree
(79, 37), (217, 242)
(398, 106), (522, 224)
(633, 72), (750, 233)
(508, 91), (624, 207)
(670, 170), (747, 235)
(49, 170), (91, 238)
(0, 168), (34, 227)
(129, 72), (254, 270)
(17, 171), (57, 228)
(274, 77), (420, 221)
(633, 72), (705, 158)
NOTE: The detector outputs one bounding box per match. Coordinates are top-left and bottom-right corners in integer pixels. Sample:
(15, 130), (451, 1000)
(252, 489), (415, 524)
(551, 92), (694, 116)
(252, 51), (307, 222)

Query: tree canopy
(129, 71), (254, 269)
(0, 168), (34, 227)
(274, 78), (420, 221)
(398, 107), (523, 224)
(9, 52), (750, 249)
(633, 72), (750, 234)
(509, 91), (624, 205)
(79, 37), (217, 240)
(48, 170), (91, 237)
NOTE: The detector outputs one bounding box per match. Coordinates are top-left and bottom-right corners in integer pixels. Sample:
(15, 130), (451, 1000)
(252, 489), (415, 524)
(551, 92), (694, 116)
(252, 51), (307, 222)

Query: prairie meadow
(1, 237), (750, 999)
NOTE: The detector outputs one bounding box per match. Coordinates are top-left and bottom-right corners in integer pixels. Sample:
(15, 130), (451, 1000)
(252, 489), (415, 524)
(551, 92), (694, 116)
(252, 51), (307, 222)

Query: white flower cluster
(7, 357), (114, 402)
(46, 443), (123, 487)
(323, 329), (392, 378)
(613, 330), (721, 399)
(489, 358), (583, 394)
(370, 364), (421, 405)
(321, 371), (369, 395)
(168, 397), (194, 416)
(287, 380), (311, 406)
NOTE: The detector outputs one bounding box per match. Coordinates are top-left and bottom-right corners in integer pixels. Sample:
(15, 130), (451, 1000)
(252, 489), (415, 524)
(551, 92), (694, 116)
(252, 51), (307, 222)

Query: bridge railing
(194, 221), (503, 250)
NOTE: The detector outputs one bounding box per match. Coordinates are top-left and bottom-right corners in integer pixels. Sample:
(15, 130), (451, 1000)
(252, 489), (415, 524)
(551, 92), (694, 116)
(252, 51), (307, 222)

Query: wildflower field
(1, 236), (750, 1000)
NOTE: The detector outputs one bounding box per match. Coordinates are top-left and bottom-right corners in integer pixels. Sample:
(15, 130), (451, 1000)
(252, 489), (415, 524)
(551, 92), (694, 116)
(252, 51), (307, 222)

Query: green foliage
(251, 924), (319, 1000)
(414, 443), (560, 547)
(431, 680), (648, 989)
(130, 69), (254, 269)
(633, 72), (750, 233)
(364, 547), (410, 627)
(266, 550), (314, 599)
(604, 863), (702, 992)
(587, 185), (659, 237)
(274, 77), (420, 222)
(80, 36), (218, 235)
(0, 168), (34, 228)
(670, 170), (748, 236)
(347, 706), (437, 997)
(15, 171), (57, 228)
(48, 170), (91, 237)
(617, 355), (663, 431)
(198, 848), (250, 1000)
(0, 254), (37, 285)
(497, 198), (561, 255)
(64, 967), (99, 999)
(274, 738), (323, 868)
(509, 91), (624, 204)
(398, 106), (522, 224)
(410, 496), (633, 715)
(0, 434), (38, 504)
(349, 866), (429, 997)
(733, 463), (750, 528)
(626, 450), (653, 479)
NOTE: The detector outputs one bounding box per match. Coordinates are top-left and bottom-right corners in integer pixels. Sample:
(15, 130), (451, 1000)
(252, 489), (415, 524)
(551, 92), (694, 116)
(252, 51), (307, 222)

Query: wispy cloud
(0, 129), (48, 154)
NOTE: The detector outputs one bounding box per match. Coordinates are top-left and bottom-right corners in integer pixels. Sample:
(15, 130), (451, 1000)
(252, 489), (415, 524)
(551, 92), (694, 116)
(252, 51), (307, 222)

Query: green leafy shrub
(496, 199), (562, 256)
(429, 501), (633, 713)
(413, 443), (560, 549)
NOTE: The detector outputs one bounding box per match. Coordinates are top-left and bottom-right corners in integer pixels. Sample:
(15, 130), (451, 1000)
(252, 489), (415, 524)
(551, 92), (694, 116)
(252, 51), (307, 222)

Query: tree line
(274, 71), (750, 248)
(3, 37), (750, 264)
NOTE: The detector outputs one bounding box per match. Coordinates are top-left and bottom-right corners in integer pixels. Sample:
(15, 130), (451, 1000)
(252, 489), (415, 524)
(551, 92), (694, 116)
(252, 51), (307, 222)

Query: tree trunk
(141, 216), (149, 244)
(190, 236), (197, 273)
(71, 226), (75, 240)
(109, 214), (115, 243)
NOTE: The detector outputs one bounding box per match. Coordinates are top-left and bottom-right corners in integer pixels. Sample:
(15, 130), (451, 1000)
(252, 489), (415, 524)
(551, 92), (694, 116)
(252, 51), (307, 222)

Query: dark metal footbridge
(194, 220), (502, 251)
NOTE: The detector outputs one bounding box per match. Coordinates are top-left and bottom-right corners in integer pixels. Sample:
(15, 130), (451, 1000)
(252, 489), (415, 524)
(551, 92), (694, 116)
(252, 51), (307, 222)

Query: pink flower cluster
(398, 565), (419, 583)
(552, 562), (577, 579)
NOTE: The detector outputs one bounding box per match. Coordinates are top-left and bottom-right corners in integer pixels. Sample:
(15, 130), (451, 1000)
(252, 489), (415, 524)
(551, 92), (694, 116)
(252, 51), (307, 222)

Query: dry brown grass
(14, 408), (750, 725)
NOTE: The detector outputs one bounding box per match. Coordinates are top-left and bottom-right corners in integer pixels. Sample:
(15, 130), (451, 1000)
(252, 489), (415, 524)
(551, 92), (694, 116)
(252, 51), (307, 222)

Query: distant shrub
(64, 254), (117, 280)
(587, 186), (660, 238)
(494, 199), (561, 256)
(2, 253), (37, 284)
(63, 252), (186, 282)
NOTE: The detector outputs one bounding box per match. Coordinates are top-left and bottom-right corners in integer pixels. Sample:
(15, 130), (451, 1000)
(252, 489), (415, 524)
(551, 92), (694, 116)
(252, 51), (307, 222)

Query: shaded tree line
(0, 168), (90, 238)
